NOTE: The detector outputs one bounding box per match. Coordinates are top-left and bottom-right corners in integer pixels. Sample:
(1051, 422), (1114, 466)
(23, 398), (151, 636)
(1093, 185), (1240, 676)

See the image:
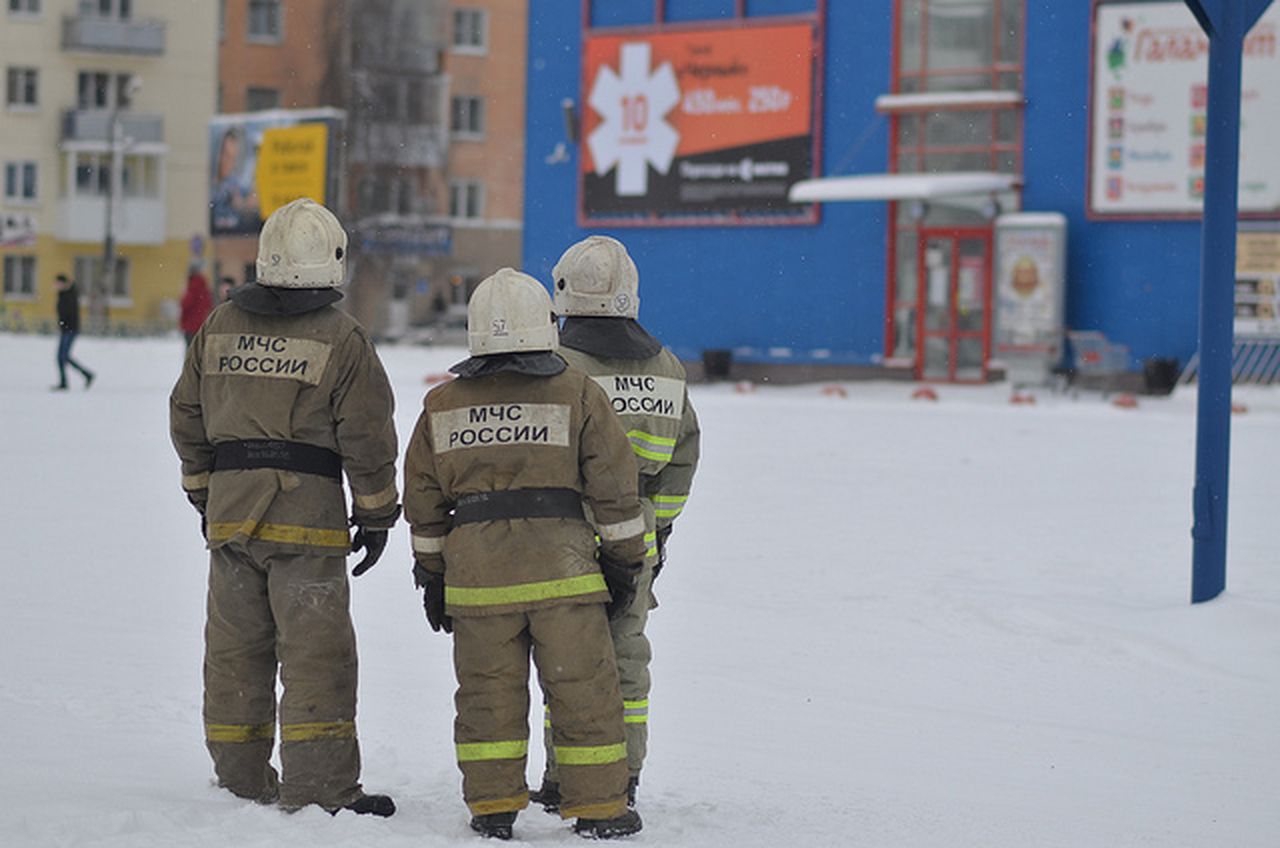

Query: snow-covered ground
(1, 332), (1277, 848)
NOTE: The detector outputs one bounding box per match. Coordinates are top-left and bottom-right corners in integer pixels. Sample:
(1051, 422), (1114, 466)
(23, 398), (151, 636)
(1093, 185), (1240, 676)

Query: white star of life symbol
(587, 43), (681, 197)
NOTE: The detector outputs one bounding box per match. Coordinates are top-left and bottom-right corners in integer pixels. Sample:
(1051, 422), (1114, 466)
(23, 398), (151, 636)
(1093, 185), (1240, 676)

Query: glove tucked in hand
(413, 562), (452, 633)
(597, 549), (642, 620)
(653, 525), (672, 582)
(187, 490), (208, 540)
(350, 526), (388, 576)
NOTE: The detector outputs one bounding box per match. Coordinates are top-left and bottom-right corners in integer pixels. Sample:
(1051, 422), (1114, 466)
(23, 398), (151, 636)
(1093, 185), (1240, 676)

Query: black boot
(334, 793), (396, 817)
(529, 779), (561, 814)
(573, 808), (642, 839)
(470, 810), (517, 839)
(626, 776), (638, 809)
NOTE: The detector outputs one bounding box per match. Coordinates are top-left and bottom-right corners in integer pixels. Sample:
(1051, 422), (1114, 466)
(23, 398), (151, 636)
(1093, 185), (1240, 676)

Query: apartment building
(1, 0), (217, 333)
(213, 0), (525, 339)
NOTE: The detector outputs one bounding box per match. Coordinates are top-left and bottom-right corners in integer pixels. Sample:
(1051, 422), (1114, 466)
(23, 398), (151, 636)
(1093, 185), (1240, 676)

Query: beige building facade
(1, 0), (217, 333)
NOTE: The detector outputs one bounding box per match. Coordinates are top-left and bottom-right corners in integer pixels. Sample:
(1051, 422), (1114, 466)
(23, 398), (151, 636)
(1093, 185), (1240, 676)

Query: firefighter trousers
(203, 539), (364, 810)
(540, 560), (654, 783)
(452, 602), (629, 820)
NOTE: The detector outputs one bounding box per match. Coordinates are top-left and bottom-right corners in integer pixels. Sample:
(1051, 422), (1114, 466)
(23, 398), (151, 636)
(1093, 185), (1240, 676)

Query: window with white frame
(3, 161), (37, 201)
(449, 180), (483, 220)
(75, 255), (130, 303)
(450, 95), (485, 137)
(247, 0), (282, 41)
(8, 0), (41, 15)
(452, 8), (486, 52)
(6, 66), (38, 107)
(2, 254), (36, 298)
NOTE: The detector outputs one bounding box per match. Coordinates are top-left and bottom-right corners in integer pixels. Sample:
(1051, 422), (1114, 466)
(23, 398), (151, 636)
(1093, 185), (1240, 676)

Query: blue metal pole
(1190, 5), (1248, 603)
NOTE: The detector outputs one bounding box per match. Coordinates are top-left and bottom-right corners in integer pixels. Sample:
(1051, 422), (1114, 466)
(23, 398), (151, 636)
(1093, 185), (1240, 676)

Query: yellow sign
(255, 123), (328, 219)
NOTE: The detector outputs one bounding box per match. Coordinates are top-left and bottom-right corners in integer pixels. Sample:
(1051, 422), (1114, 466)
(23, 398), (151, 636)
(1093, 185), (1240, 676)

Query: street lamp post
(94, 77), (141, 334)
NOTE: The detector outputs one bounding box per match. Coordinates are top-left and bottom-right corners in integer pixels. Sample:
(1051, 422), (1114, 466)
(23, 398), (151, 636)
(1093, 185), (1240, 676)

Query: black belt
(212, 439), (343, 481)
(452, 488), (584, 526)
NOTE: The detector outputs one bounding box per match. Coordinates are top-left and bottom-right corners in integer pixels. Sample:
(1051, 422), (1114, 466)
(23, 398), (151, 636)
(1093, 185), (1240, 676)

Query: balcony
(63, 110), (164, 145)
(62, 14), (166, 55)
(57, 196), (165, 246)
(348, 123), (447, 168)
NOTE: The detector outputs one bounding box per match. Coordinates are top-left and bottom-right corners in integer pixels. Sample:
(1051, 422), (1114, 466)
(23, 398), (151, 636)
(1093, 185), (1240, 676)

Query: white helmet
(551, 235), (639, 319)
(468, 268), (559, 355)
(255, 198), (347, 288)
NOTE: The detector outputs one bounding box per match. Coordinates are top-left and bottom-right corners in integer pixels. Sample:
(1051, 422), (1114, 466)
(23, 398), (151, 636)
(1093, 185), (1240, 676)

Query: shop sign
(1089, 1), (1280, 217)
(1236, 228), (1280, 335)
(581, 22), (817, 224)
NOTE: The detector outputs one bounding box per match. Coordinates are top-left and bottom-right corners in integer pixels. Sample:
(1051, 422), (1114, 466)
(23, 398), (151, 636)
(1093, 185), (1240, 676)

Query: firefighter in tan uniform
(404, 268), (646, 840)
(170, 199), (399, 817)
(531, 236), (700, 812)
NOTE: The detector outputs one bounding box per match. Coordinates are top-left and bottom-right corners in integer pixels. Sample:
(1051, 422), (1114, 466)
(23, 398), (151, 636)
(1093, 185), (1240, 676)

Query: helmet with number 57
(467, 268), (559, 355)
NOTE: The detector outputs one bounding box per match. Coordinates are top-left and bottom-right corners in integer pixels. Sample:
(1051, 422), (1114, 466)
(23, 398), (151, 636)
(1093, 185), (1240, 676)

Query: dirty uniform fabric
(404, 358), (646, 820)
(170, 288), (399, 810)
(547, 317), (701, 781)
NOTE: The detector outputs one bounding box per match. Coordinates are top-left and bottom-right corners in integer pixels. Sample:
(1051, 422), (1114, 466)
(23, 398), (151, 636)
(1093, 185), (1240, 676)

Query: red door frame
(915, 226), (994, 383)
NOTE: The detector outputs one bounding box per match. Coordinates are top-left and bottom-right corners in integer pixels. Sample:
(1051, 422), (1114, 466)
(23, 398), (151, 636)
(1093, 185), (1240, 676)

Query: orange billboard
(581, 22), (817, 222)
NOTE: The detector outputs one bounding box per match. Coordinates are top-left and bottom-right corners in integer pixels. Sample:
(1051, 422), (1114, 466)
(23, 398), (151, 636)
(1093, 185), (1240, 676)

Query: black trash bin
(1143, 357), (1180, 395)
(702, 349), (733, 382)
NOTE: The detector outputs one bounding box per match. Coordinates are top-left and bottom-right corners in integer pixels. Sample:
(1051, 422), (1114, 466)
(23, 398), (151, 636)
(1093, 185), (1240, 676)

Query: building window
(3, 161), (37, 202)
(80, 0), (131, 19)
(5, 66), (38, 107)
(75, 255), (130, 304)
(8, 0), (41, 15)
(449, 180), (483, 220)
(450, 95), (485, 137)
(76, 71), (135, 110)
(245, 86), (280, 111)
(452, 8), (487, 52)
(2, 255), (36, 299)
(247, 0), (282, 42)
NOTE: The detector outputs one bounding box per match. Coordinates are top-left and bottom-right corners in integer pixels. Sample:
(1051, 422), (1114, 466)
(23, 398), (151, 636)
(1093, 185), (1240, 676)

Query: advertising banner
(581, 22), (817, 224)
(1089, 1), (1280, 217)
(1236, 228), (1280, 336)
(994, 214), (1067, 350)
(209, 109), (343, 236)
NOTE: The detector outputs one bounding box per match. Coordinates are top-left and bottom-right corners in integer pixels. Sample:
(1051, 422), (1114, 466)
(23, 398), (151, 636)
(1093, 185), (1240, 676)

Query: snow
(2, 332), (1278, 847)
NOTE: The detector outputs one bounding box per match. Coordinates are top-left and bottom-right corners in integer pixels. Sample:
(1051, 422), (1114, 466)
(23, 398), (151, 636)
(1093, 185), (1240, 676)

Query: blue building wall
(525, 1), (1210, 369)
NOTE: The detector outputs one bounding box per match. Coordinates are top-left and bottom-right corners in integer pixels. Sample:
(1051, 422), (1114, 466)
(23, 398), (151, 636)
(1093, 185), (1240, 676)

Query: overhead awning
(788, 172), (1021, 204)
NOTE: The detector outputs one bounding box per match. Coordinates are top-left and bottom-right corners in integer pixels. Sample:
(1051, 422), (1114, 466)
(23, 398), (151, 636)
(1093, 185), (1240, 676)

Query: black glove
(653, 525), (672, 583)
(597, 549), (642, 620)
(350, 527), (388, 576)
(413, 563), (452, 633)
(187, 490), (208, 541)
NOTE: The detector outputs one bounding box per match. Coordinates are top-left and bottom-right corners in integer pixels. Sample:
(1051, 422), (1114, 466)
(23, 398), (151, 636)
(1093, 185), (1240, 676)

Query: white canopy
(788, 172), (1020, 203)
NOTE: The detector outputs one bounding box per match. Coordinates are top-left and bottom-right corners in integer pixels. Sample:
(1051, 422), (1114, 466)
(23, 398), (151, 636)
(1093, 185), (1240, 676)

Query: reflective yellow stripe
(353, 483), (397, 511)
(554, 742), (627, 766)
(469, 794), (529, 815)
(205, 722), (274, 743)
(280, 720), (355, 742)
(445, 573), (608, 607)
(628, 430), (675, 461)
(183, 472), (210, 491)
(652, 494), (688, 519)
(644, 531), (657, 557)
(624, 698), (649, 725)
(457, 739), (529, 762)
(208, 521), (350, 548)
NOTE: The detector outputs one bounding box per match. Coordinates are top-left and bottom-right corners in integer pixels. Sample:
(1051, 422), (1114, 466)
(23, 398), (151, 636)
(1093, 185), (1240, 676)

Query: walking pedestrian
(52, 273), (94, 391)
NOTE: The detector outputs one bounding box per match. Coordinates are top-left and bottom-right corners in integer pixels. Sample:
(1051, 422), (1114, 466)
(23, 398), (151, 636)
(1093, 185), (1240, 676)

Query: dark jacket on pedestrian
(57, 283), (81, 333)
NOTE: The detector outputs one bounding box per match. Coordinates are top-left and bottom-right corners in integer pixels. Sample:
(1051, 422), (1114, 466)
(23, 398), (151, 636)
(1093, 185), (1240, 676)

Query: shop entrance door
(916, 228), (992, 382)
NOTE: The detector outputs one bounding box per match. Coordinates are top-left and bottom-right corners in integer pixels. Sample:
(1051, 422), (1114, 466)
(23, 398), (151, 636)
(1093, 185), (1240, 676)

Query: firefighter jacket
(557, 324), (700, 562)
(169, 292), (400, 554)
(403, 359), (647, 617)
